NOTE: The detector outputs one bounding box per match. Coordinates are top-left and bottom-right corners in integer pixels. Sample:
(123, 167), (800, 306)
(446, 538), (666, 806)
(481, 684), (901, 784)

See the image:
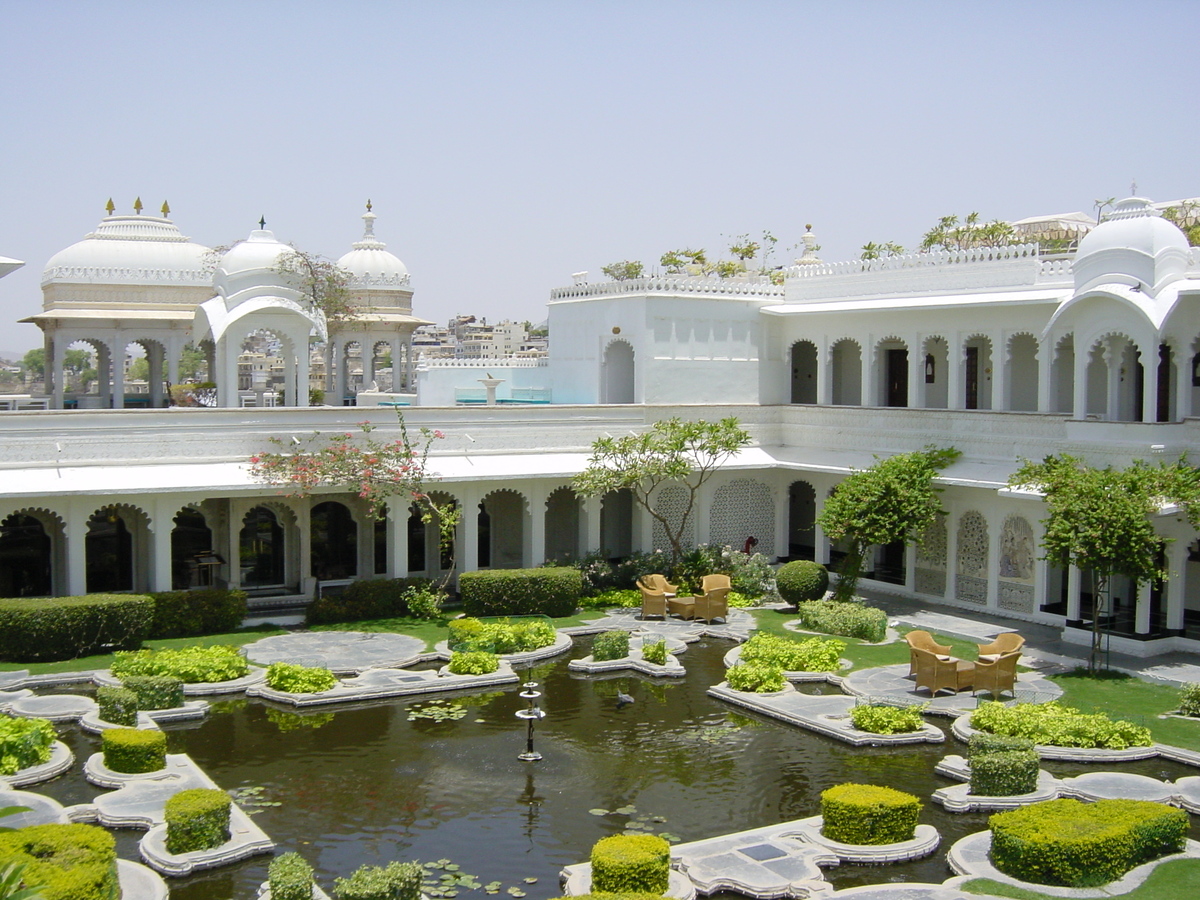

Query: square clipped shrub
(269, 851), (316, 900)
(110, 644), (250, 684)
(969, 749), (1040, 797)
(593, 630), (631, 662)
(820, 783), (922, 845)
(725, 663), (785, 693)
(740, 632), (845, 673)
(147, 588), (248, 639)
(459, 568), (582, 617)
(120, 674), (185, 711)
(306, 577), (432, 626)
(0, 822), (117, 900)
(447, 651), (500, 675)
(0, 594), (154, 662)
(0, 714), (56, 776)
(101, 727), (166, 774)
(968, 733), (1035, 758)
(970, 701), (1153, 750)
(590, 834), (670, 894)
(1179, 682), (1200, 717)
(266, 662), (338, 694)
(794, 600), (887, 643)
(850, 703), (927, 735)
(989, 798), (1189, 887)
(95, 685), (138, 726)
(641, 638), (668, 666)
(333, 860), (423, 900)
(448, 617), (557, 654)
(165, 787), (232, 854)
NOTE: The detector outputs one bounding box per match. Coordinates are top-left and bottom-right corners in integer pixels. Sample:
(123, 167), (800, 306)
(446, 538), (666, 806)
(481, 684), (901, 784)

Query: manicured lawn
(1050, 668), (1200, 752)
(960, 858), (1200, 898)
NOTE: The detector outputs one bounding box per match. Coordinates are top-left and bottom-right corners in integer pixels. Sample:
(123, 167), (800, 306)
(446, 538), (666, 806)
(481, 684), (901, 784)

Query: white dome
(212, 229), (295, 300)
(336, 209), (411, 288)
(42, 212), (210, 286)
(1073, 197), (1191, 293)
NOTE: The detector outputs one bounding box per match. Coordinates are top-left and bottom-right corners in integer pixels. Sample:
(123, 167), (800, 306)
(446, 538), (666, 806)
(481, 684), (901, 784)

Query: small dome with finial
(336, 201), (410, 287)
(1073, 196), (1190, 294)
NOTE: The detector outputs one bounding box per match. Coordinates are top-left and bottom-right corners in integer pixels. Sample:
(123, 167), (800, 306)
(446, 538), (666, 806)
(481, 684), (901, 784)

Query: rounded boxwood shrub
(306, 577), (432, 626)
(165, 787), (232, 854)
(121, 674), (185, 710)
(775, 560), (829, 605)
(969, 749), (1040, 797)
(269, 851), (316, 900)
(850, 703), (926, 735)
(95, 685), (138, 726)
(989, 798), (1189, 887)
(447, 651), (500, 675)
(593, 630), (631, 662)
(0, 593), (154, 662)
(590, 834), (670, 894)
(459, 568), (582, 617)
(641, 639), (668, 666)
(820, 783), (922, 845)
(725, 663), (786, 693)
(0, 822), (117, 900)
(266, 662), (338, 694)
(102, 727), (166, 774)
(111, 644), (250, 683)
(333, 860), (423, 900)
(0, 714), (56, 776)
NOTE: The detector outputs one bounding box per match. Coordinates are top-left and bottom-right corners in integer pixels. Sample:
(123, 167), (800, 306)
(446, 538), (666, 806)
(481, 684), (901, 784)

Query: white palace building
(2, 195), (1200, 658)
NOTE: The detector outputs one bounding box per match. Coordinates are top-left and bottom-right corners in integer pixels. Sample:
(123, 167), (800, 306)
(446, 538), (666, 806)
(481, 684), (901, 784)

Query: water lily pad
(588, 808), (609, 816)
(445, 864), (460, 871)
(523, 878), (538, 884)
(659, 832), (681, 843)
(614, 805), (637, 815)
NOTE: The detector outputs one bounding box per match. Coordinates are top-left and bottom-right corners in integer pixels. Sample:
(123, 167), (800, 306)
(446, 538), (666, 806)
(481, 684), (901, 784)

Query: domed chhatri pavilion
(3, 194), (1200, 660)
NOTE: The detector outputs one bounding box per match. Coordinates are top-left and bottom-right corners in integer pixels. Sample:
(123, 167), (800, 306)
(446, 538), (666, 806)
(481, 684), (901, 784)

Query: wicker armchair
(698, 573), (732, 593)
(639, 584), (668, 620)
(904, 630), (952, 676)
(637, 574), (679, 596)
(973, 651), (1020, 699)
(692, 586), (731, 624)
(913, 647), (973, 696)
(977, 633), (1025, 660)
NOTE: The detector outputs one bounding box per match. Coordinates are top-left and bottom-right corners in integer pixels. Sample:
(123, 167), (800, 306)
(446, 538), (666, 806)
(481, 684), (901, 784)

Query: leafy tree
(127, 358), (150, 382)
(818, 447), (961, 601)
(178, 343), (207, 381)
(1162, 200), (1200, 247)
(1009, 455), (1200, 672)
(275, 247), (356, 324)
(63, 349), (91, 373)
(573, 417), (752, 565)
(20, 349), (44, 379)
(921, 212), (1015, 251)
(601, 260), (645, 281)
(250, 413), (460, 588)
(660, 250), (688, 273)
(860, 241), (905, 260)
(728, 233), (760, 261)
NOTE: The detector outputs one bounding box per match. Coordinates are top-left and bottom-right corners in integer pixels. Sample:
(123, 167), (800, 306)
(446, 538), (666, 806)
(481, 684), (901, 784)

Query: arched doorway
(1007, 334), (1039, 411)
(790, 341), (818, 404)
(877, 338), (908, 407)
(171, 507), (213, 589)
(601, 340), (635, 404)
(86, 506), (138, 593)
(0, 513), (53, 597)
(600, 489), (633, 560)
(830, 339), (862, 405)
(240, 506), (287, 589)
(786, 481), (816, 560)
(311, 501), (358, 580)
(481, 490), (526, 569)
(544, 487), (581, 563)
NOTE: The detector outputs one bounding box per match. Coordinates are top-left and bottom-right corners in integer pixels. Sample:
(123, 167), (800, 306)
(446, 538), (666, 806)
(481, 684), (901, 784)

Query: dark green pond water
(34, 637), (1200, 899)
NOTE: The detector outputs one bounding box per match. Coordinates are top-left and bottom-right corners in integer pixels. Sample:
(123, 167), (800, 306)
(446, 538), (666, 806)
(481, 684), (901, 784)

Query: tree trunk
(1089, 572), (1109, 674)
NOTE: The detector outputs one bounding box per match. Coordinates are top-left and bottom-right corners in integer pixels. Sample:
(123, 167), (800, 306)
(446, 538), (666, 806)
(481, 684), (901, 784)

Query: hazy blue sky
(1, 1), (1196, 354)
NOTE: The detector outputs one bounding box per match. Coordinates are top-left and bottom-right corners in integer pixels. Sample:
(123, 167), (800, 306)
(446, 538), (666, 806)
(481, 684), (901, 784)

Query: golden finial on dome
(105, 198), (115, 216)
(133, 197), (143, 214)
(161, 200), (170, 217)
(366, 199), (372, 212)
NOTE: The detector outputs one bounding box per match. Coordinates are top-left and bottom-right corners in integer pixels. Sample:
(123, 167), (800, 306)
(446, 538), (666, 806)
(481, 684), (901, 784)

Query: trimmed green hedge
(794, 600), (887, 643)
(266, 662), (337, 694)
(989, 798), (1189, 887)
(333, 860), (423, 900)
(0, 594), (153, 662)
(165, 788), (231, 854)
(101, 728), (166, 774)
(121, 674), (185, 710)
(970, 749), (1040, 797)
(642, 639), (668, 666)
(95, 686), (138, 727)
(775, 560), (829, 605)
(447, 651), (500, 675)
(969, 733), (1035, 757)
(0, 823), (117, 900)
(594, 630), (631, 661)
(147, 589), (247, 639)
(726, 663), (786, 693)
(1179, 682), (1200, 717)
(820, 783), (921, 845)
(971, 701), (1153, 750)
(740, 633), (845, 673)
(306, 577), (432, 626)
(850, 703), (926, 735)
(111, 644), (250, 683)
(448, 617), (557, 654)
(269, 851), (316, 900)
(590, 834), (670, 894)
(459, 568), (582, 617)
(0, 714), (56, 776)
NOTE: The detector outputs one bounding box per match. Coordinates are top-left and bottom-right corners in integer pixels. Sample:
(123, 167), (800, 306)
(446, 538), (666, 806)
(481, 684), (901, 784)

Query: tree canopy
(818, 446), (960, 601)
(573, 417), (752, 564)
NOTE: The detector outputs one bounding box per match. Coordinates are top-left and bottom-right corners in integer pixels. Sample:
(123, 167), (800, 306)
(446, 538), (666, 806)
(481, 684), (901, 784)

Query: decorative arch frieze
(915, 514), (947, 597)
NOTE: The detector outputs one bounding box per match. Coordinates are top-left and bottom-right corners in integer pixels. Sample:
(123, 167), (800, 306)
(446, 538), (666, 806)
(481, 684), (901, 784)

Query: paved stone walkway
(840, 664), (1062, 718)
(242, 631), (427, 673)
